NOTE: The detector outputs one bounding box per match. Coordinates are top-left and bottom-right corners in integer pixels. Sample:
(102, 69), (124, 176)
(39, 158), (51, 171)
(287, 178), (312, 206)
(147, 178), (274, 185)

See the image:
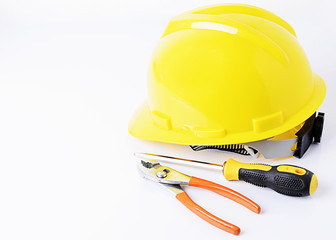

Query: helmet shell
(129, 4), (326, 145)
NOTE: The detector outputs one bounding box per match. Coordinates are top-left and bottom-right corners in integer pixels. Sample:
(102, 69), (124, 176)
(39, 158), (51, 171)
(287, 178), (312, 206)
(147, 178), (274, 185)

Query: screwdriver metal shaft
(134, 152), (223, 171)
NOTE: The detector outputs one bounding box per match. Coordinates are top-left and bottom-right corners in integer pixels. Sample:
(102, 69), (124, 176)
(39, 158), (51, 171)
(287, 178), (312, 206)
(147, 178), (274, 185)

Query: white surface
(0, 0), (335, 239)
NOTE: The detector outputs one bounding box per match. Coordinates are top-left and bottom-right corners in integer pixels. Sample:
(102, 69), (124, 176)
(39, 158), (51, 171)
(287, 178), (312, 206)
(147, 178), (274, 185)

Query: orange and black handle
(223, 159), (318, 197)
(175, 177), (260, 235)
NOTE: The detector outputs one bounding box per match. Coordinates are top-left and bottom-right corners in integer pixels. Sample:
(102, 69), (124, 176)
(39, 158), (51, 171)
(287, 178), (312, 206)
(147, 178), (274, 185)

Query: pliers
(138, 159), (261, 235)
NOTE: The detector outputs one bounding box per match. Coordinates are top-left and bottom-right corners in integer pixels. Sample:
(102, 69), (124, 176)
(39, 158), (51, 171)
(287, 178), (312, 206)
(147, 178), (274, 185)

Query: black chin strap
(190, 144), (258, 156)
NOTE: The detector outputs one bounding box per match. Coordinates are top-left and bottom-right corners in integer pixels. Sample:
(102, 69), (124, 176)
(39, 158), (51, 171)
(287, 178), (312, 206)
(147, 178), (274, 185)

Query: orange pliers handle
(176, 177), (260, 235)
(138, 159), (260, 235)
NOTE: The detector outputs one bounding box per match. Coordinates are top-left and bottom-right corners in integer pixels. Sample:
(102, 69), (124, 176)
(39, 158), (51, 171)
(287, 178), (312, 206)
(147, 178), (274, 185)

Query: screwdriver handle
(223, 159), (318, 197)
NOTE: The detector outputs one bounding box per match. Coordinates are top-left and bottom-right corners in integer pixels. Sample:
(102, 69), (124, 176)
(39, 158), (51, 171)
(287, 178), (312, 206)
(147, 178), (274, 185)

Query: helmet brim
(128, 73), (326, 145)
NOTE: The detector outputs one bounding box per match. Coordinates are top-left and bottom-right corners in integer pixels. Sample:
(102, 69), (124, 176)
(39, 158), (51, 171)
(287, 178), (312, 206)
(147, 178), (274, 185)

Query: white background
(0, 0), (335, 239)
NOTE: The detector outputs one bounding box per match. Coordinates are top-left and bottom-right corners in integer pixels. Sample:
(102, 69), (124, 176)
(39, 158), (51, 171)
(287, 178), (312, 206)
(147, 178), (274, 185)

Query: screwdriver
(134, 152), (318, 197)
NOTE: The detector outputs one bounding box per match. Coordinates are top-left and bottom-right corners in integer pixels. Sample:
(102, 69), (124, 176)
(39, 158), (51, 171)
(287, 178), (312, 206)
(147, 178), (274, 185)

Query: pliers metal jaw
(138, 159), (261, 235)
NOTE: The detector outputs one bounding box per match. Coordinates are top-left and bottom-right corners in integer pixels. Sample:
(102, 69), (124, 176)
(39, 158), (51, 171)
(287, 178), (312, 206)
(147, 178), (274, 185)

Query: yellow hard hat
(129, 4), (326, 158)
